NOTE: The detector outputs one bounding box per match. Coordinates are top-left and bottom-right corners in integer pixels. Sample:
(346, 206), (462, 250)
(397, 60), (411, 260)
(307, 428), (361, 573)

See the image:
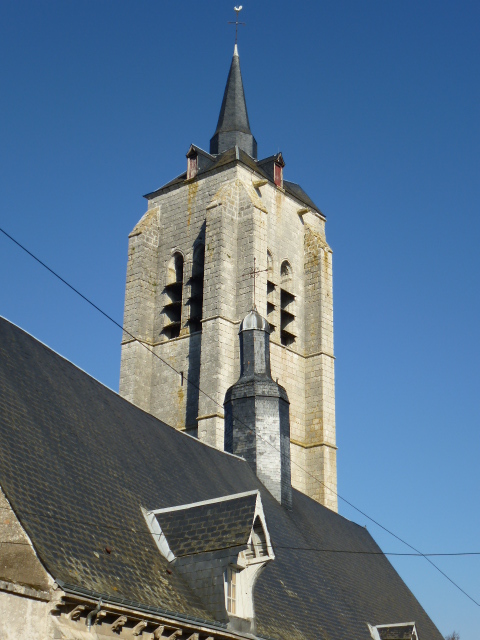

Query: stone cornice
(52, 587), (253, 640)
(0, 579), (51, 601)
(290, 438), (338, 450)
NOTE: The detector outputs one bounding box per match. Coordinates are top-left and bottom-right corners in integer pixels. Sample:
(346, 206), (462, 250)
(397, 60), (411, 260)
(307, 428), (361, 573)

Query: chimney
(224, 310), (292, 508)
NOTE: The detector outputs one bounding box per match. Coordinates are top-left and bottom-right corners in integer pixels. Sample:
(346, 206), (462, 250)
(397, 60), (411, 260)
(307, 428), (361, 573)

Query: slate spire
(210, 46), (258, 159)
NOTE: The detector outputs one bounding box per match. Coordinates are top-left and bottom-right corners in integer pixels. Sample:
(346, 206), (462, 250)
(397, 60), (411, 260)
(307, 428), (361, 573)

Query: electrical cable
(0, 225), (478, 607)
(2, 537), (480, 558)
(1, 506), (480, 557)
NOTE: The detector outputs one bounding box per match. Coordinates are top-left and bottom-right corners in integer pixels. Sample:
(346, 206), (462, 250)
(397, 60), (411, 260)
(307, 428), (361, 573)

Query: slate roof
(154, 493), (257, 557)
(210, 48), (257, 158)
(144, 146), (324, 216)
(0, 317), (443, 640)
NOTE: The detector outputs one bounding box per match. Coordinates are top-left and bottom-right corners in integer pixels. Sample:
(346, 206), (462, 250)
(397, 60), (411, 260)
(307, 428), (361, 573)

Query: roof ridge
(0, 316), (246, 463)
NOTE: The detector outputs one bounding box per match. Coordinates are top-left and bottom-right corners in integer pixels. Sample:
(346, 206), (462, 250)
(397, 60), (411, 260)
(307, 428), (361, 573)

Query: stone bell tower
(119, 45), (338, 511)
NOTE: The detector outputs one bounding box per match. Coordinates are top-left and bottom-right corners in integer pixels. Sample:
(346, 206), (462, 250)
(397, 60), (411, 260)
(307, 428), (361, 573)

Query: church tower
(119, 45), (338, 511)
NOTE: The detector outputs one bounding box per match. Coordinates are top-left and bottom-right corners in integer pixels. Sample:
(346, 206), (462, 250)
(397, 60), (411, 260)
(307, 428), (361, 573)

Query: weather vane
(228, 6), (245, 46)
(243, 257), (268, 310)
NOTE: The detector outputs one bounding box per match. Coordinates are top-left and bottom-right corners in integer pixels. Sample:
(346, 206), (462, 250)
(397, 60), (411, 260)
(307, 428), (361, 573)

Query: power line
(2, 504), (480, 558)
(0, 224), (478, 608)
(2, 504), (480, 557)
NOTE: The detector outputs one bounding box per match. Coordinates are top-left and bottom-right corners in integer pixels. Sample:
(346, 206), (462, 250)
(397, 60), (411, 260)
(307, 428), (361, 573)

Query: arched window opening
(266, 250), (276, 333)
(188, 244), (205, 333)
(280, 260), (295, 347)
(246, 517), (268, 559)
(280, 260), (292, 281)
(163, 253), (184, 339)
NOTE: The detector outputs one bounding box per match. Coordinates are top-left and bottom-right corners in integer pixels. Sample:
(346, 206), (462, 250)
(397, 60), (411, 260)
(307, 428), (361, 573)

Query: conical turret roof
(210, 46), (257, 158)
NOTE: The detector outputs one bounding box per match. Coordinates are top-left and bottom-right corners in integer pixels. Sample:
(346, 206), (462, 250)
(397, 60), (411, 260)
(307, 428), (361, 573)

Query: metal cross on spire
(228, 6), (245, 46)
(243, 257), (268, 310)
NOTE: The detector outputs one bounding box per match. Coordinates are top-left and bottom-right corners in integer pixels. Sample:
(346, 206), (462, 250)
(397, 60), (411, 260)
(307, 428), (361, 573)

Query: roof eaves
(256, 153), (284, 167)
(56, 580), (229, 632)
(283, 180), (325, 219)
(144, 173), (187, 199)
(142, 152), (324, 219)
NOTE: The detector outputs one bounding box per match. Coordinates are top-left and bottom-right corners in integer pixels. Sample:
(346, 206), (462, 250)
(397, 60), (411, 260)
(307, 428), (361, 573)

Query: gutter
(86, 599), (102, 631)
(56, 580), (277, 640)
(56, 580), (228, 632)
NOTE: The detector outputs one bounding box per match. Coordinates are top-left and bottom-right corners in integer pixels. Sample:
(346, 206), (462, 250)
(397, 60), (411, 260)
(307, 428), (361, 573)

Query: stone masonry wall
(0, 486), (55, 640)
(119, 159), (337, 510)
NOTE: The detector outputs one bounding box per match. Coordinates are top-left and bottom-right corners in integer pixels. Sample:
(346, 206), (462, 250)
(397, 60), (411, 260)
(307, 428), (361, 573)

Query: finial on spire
(229, 6), (245, 48)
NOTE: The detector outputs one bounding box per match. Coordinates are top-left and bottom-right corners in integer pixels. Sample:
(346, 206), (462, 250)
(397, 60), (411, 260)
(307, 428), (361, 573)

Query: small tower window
(186, 146), (199, 180)
(225, 567), (237, 615)
(162, 253), (184, 339)
(273, 153), (285, 188)
(280, 261), (295, 347)
(251, 519), (268, 557)
(280, 260), (292, 281)
(274, 162), (283, 188)
(188, 243), (205, 333)
(246, 517), (269, 559)
(187, 154), (198, 180)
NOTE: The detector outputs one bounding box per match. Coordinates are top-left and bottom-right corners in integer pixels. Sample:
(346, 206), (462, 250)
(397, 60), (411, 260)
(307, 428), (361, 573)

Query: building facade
(119, 47), (337, 510)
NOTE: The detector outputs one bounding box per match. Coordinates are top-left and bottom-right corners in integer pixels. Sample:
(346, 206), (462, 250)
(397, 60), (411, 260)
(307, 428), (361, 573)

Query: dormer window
(274, 162), (283, 187)
(185, 144), (215, 179)
(143, 490), (274, 634)
(368, 622), (419, 640)
(187, 153), (198, 180)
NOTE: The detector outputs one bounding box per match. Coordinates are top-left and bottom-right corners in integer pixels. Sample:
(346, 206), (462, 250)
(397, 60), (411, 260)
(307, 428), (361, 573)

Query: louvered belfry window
(188, 244), (205, 334)
(162, 253), (184, 339)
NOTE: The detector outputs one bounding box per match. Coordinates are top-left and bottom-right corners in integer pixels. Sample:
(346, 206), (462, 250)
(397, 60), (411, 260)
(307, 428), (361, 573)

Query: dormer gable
(142, 490), (274, 633)
(256, 152), (285, 188)
(368, 622), (419, 640)
(186, 144), (215, 180)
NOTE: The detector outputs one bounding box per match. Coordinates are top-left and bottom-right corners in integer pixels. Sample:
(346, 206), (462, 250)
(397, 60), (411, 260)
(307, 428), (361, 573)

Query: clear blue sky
(1, 2), (479, 636)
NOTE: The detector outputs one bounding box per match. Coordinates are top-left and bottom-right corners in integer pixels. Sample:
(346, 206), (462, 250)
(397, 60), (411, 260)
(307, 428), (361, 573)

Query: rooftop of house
(0, 317), (443, 640)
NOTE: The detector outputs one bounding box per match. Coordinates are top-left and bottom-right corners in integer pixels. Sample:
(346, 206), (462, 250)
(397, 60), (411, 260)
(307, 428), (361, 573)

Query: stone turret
(224, 309), (292, 508)
(210, 45), (257, 158)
